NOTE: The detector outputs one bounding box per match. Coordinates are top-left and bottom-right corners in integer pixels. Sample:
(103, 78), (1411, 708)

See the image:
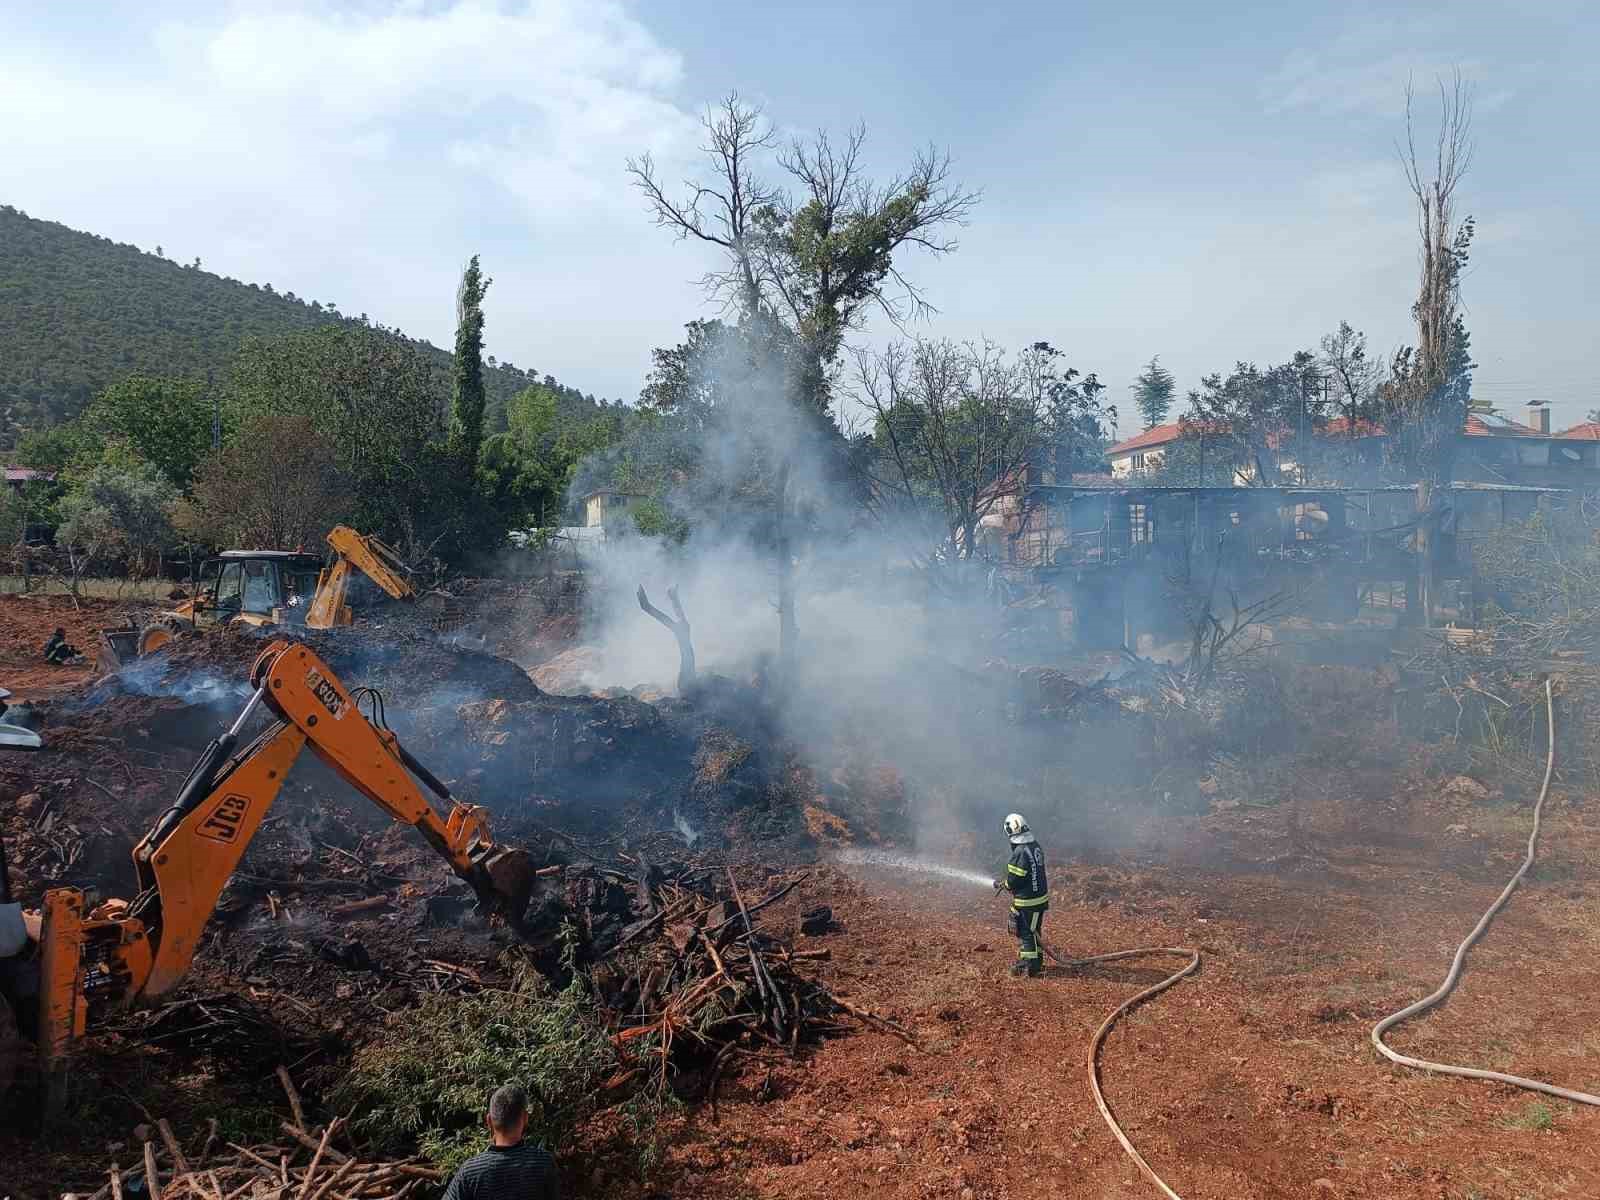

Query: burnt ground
(4, 593), (1600, 1198)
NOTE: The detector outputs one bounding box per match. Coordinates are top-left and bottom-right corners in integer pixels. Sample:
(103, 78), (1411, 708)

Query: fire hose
(996, 887), (1201, 1199)
(1370, 678), (1600, 1106)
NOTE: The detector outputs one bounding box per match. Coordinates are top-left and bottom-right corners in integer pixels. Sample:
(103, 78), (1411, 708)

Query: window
(1129, 503), (1152, 544)
(241, 561), (275, 613)
(1515, 441), (1549, 467)
(1131, 453), (1146, 470)
(285, 568), (320, 609)
(215, 563), (243, 612)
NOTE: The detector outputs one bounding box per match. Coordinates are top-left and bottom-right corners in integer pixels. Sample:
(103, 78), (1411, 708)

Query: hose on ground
(1370, 678), (1600, 1106)
(1039, 937), (1201, 1200)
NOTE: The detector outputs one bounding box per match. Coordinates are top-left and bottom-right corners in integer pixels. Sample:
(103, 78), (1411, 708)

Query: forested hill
(0, 204), (601, 443)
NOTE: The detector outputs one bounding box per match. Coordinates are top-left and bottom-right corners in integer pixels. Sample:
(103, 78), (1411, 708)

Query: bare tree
(174, 413), (347, 549)
(855, 338), (1043, 564)
(630, 96), (979, 386)
(1400, 72), (1474, 392)
(633, 96), (978, 675)
(765, 128), (979, 378)
(637, 584), (697, 695)
(1384, 70), (1476, 625)
(1320, 321), (1379, 432)
(627, 94), (779, 316)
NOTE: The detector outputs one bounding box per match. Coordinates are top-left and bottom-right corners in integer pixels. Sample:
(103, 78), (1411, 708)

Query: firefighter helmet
(1003, 813), (1029, 839)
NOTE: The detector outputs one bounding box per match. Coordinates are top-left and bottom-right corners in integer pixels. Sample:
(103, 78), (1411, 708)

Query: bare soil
(4, 594), (1599, 1199)
(601, 791), (1600, 1200)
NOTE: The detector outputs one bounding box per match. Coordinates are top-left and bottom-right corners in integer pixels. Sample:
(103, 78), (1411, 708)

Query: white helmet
(1003, 813), (1029, 839)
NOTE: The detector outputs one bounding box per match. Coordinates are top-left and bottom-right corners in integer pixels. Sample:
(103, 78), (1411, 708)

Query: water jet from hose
(834, 848), (993, 889)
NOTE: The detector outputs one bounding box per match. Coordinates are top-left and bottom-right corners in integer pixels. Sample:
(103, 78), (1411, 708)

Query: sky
(3, 0), (1596, 436)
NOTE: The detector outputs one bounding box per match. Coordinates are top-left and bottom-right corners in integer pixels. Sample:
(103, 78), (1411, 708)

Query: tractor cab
(189, 550), (326, 628)
(100, 551), (327, 669)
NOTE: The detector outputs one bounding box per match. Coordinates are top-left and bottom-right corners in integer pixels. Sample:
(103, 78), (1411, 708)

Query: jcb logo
(305, 668), (346, 719)
(197, 794), (249, 844)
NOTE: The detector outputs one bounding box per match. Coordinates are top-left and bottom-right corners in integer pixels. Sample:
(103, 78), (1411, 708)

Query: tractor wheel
(136, 618), (187, 658)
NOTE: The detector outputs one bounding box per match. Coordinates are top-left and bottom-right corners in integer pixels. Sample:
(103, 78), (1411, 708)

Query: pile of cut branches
(65, 1069), (442, 1200)
(597, 867), (914, 1107)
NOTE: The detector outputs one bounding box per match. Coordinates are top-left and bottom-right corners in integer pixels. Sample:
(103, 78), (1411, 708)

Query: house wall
(585, 494), (635, 529)
(1109, 449), (1166, 479)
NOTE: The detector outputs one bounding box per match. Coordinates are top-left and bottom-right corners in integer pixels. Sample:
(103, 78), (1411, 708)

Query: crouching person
(443, 1083), (559, 1199)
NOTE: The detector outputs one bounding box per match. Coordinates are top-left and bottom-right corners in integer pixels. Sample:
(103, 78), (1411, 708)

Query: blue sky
(3, 1), (1595, 433)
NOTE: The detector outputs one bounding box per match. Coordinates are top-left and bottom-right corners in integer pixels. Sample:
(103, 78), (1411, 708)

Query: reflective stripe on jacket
(1005, 841), (1048, 910)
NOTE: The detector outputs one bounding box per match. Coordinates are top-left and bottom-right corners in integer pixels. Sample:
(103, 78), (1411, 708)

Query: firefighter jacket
(1004, 839), (1048, 911)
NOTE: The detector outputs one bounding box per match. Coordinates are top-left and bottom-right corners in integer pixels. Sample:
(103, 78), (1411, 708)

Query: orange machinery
(2, 639), (532, 1101)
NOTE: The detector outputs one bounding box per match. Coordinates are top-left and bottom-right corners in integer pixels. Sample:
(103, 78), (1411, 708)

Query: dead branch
(637, 584), (697, 693)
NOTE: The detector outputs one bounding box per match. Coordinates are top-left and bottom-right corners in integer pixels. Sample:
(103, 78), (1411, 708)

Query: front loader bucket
(97, 628), (141, 675)
(476, 846), (535, 931)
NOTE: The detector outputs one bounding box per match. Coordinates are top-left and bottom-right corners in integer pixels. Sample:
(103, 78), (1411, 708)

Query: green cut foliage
(330, 965), (624, 1172)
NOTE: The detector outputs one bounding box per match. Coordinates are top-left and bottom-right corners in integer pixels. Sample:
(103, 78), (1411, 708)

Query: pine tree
(447, 255), (490, 468)
(1130, 356), (1176, 430)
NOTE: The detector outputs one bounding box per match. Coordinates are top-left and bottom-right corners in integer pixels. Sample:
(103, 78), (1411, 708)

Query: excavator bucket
(97, 627), (141, 675)
(477, 846), (535, 930)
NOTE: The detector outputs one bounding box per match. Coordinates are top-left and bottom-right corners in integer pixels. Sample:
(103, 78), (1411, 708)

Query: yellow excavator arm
(33, 640), (532, 1078)
(304, 525), (417, 629)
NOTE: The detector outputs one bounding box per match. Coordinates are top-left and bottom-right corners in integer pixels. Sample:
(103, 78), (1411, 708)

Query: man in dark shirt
(442, 1084), (559, 1200)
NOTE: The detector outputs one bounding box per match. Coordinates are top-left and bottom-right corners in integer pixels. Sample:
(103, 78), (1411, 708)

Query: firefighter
(42, 628), (83, 665)
(993, 812), (1048, 977)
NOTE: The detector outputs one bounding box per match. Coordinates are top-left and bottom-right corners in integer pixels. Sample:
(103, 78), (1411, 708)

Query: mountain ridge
(0, 204), (602, 448)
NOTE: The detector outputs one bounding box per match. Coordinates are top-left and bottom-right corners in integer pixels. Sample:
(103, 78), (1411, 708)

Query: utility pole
(209, 369), (220, 451)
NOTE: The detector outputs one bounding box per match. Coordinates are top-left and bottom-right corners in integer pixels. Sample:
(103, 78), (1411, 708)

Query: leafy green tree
(80, 375), (216, 489)
(857, 338), (1107, 561)
(56, 455), (178, 588)
(447, 256), (490, 468)
(1129, 356), (1175, 430)
(1027, 341), (1114, 481)
(226, 325), (449, 555)
(1183, 352), (1328, 485)
(588, 317), (815, 545)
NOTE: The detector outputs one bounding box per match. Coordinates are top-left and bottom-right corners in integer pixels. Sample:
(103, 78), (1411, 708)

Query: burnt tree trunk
(776, 459), (797, 678)
(637, 585), (696, 694)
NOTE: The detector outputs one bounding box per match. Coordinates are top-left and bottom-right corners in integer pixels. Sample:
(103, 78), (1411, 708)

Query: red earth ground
(0, 594), (133, 700)
(595, 788), (1600, 1200)
(4, 593), (1599, 1199)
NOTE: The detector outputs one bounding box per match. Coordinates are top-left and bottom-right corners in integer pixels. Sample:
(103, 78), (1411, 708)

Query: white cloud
(1260, 15), (1505, 119)
(0, 1), (709, 396)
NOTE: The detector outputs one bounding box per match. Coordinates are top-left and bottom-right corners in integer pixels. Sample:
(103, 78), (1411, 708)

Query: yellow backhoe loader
(0, 639), (533, 1105)
(98, 527), (450, 672)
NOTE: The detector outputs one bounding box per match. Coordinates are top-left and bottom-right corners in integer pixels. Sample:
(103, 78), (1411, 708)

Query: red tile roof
(1321, 415), (1386, 437)
(4, 467), (55, 484)
(1464, 412), (1542, 436)
(1557, 422), (1600, 440)
(1106, 422), (1211, 456)
(1109, 410), (1554, 458)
